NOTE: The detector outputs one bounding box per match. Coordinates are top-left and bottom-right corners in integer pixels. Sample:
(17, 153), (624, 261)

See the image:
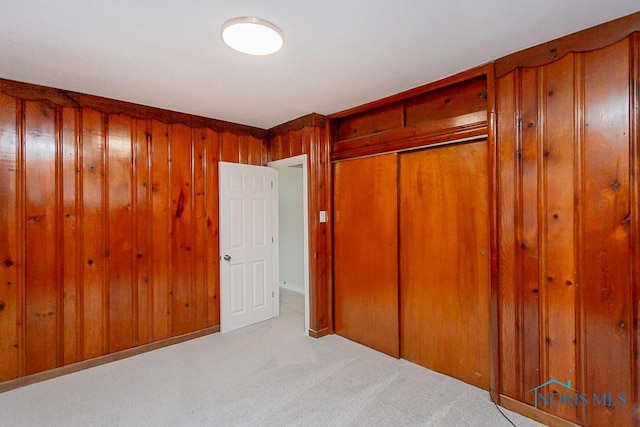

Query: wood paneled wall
(496, 34), (639, 426)
(268, 114), (331, 337)
(0, 80), (267, 383)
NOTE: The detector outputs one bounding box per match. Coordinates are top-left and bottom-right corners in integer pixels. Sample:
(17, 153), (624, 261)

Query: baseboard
(280, 282), (304, 295)
(309, 327), (331, 338)
(499, 395), (581, 427)
(0, 325), (220, 394)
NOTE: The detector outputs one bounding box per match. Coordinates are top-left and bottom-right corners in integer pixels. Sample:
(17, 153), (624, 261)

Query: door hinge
(272, 291), (275, 297)
(271, 181), (273, 188)
(272, 236), (274, 243)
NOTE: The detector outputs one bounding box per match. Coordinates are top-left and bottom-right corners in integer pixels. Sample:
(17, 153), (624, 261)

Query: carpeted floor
(1, 289), (542, 426)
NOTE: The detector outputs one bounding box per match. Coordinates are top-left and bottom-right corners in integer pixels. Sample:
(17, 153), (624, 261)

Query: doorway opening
(268, 155), (310, 335)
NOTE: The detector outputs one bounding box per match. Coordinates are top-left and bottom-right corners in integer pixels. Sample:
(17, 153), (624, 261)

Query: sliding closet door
(400, 140), (490, 389)
(334, 153), (399, 357)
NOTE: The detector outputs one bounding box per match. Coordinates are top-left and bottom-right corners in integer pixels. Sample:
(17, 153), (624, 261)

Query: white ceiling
(1, 1), (638, 129)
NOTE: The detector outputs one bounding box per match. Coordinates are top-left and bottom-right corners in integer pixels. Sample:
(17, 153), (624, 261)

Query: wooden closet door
(400, 140), (490, 389)
(333, 153), (399, 357)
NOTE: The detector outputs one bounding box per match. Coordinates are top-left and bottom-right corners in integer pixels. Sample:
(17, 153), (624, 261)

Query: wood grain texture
(496, 36), (637, 427)
(333, 154), (399, 357)
(193, 129), (208, 331)
(400, 141), (491, 390)
(333, 103), (403, 142)
(204, 128), (220, 327)
(24, 100), (59, 375)
(518, 67), (541, 405)
(107, 114), (135, 353)
(541, 54), (577, 423)
(0, 93), (21, 381)
(0, 81), (268, 384)
(62, 107), (80, 365)
(169, 124), (194, 336)
(581, 39), (632, 426)
(496, 71), (518, 399)
(330, 65), (490, 161)
(81, 107), (106, 360)
(150, 120), (171, 342)
(134, 118), (151, 346)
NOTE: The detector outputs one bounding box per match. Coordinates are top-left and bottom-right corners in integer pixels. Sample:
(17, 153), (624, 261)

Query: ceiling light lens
(221, 17), (284, 55)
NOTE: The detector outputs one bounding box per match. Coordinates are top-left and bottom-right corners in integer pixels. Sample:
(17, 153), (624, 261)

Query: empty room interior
(1, 2), (640, 426)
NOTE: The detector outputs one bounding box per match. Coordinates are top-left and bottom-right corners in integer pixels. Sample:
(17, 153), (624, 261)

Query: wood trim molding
(495, 12), (640, 78)
(486, 62), (501, 406)
(328, 64), (493, 120)
(0, 326), (220, 394)
(499, 395), (581, 427)
(268, 113), (327, 137)
(308, 327), (331, 339)
(630, 31), (640, 427)
(0, 78), (268, 138)
(331, 111), (487, 161)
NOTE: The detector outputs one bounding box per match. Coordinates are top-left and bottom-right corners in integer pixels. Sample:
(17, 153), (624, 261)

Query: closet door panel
(334, 153), (399, 357)
(400, 140), (490, 389)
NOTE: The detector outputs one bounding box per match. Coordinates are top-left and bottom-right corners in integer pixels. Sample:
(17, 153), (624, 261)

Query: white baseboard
(280, 282), (304, 295)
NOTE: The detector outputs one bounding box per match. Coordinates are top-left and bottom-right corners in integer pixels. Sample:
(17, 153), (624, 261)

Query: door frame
(268, 154), (310, 336)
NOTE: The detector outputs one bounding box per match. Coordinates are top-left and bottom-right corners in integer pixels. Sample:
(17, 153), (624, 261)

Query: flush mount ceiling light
(221, 17), (284, 55)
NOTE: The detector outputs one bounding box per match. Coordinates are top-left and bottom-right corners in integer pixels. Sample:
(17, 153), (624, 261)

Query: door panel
(219, 162), (275, 333)
(400, 140), (490, 389)
(334, 153), (399, 357)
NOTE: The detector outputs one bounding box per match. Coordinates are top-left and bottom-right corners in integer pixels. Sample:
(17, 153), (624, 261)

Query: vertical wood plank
(314, 125), (329, 333)
(270, 135), (282, 161)
(541, 54), (577, 423)
(282, 132), (293, 158)
(81, 107), (106, 359)
(0, 93), (20, 381)
(582, 39), (632, 426)
(134, 119), (151, 346)
(519, 67), (541, 403)
(24, 100), (58, 374)
(306, 130), (319, 332)
(334, 153), (398, 357)
(193, 129), (208, 330)
(573, 52), (588, 426)
(496, 72), (518, 398)
(170, 124), (194, 336)
(248, 136), (263, 166)
(220, 132), (239, 163)
(238, 135), (249, 164)
(62, 107), (79, 365)
(107, 113), (135, 352)
(205, 129), (220, 327)
(150, 120), (171, 341)
(630, 32), (640, 427)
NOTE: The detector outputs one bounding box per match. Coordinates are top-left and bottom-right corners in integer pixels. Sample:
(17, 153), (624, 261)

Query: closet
(332, 141), (490, 388)
(331, 66), (492, 389)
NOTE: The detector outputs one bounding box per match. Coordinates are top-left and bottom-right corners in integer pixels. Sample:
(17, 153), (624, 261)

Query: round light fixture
(221, 17), (284, 56)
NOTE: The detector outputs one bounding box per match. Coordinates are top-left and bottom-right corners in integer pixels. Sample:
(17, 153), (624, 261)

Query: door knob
(223, 254), (231, 262)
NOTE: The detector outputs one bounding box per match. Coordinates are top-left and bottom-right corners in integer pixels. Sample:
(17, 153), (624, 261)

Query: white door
(219, 161), (277, 333)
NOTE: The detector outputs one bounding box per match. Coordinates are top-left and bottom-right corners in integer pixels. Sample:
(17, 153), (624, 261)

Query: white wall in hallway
(278, 166), (304, 294)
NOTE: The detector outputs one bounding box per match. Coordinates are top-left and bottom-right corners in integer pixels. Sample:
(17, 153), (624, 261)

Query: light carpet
(0, 289), (542, 426)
